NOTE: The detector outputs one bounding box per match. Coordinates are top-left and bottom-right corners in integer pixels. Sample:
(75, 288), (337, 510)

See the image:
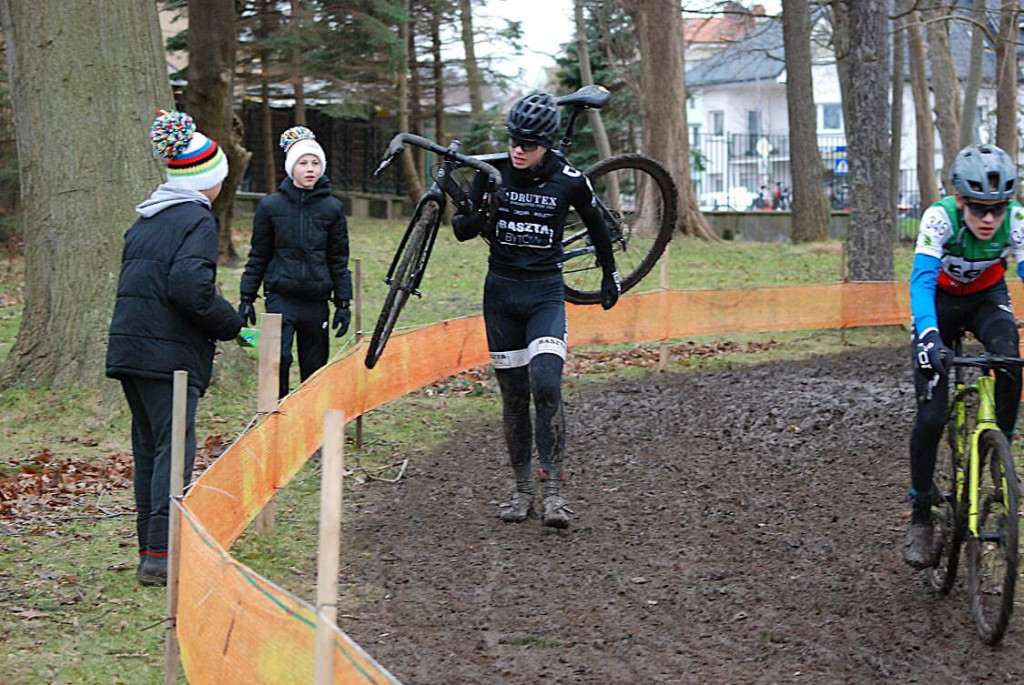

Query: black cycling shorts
(483, 270), (567, 369)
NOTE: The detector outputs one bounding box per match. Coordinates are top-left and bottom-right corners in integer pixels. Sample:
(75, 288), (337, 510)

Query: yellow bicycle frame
(964, 374), (1001, 538)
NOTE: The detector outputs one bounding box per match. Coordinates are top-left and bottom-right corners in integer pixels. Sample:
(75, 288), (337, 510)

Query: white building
(685, 3), (1013, 213)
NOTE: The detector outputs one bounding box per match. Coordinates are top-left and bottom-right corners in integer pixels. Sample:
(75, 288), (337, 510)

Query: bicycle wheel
(364, 202), (438, 369)
(929, 390), (973, 594)
(966, 428), (1019, 645)
(562, 154), (678, 305)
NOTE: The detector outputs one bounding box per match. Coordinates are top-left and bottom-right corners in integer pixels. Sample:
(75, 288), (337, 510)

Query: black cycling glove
(914, 329), (947, 401)
(453, 209), (487, 242)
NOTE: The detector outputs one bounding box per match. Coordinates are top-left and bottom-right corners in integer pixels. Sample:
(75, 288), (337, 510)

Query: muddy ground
(338, 344), (1024, 684)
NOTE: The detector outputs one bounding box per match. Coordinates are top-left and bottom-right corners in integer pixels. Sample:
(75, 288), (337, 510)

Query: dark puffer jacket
(239, 176), (352, 304)
(106, 200), (243, 393)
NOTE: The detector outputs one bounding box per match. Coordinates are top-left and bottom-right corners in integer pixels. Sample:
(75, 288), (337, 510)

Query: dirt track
(338, 345), (1024, 684)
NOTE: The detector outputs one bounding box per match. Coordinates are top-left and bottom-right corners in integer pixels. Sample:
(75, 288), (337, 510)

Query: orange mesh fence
(178, 280), (921, 683)
(175, 503), (400, 684)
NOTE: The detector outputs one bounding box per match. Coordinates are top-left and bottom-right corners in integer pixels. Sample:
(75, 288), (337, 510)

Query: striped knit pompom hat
(150, 110), (229, 192)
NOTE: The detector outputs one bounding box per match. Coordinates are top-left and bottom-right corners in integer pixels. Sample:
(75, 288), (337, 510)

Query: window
(819, 104), (843, 132)
(710, 110), (724, 136)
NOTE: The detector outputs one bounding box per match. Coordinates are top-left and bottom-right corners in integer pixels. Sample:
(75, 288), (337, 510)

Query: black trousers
(265, 293), (330, 398)
(120, 376), (200, 557)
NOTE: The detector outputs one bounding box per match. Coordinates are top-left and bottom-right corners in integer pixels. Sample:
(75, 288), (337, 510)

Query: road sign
(834, 158), (849, 176)
(756, 137), (772, 157)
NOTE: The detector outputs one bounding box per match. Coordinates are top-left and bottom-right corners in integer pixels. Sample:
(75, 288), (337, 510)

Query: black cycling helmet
(505, 93), (560, 149)
(951, 144), (1017, 201)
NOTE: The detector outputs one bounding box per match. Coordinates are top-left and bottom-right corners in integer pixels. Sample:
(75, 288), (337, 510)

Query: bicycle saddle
(556, 84), (611, 110)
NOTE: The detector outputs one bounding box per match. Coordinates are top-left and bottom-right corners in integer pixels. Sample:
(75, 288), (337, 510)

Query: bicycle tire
(966, 428), (1019, 645)
(562, 154), (678, 305)
(929, 391), (973, 594)
(364, 202), (438, 369)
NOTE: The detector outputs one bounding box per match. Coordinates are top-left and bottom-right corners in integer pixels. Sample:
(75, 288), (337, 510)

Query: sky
(480, 0), (783, 90)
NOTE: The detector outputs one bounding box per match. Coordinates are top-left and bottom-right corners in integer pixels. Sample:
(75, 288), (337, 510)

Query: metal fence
(691, 131), (922, 220)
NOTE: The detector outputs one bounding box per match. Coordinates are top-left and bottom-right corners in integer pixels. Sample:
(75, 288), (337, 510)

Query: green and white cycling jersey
(914, 195), (1024, 295)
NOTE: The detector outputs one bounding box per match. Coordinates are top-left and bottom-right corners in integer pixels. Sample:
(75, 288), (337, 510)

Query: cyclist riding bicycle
(905, 143), (1024, 568)
(452, 92), (621, 529)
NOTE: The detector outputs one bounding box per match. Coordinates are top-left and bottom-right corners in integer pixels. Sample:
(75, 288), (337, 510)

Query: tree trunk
(259, 0), (277, 194)
(995, 0), (1018, 162)
(832, 0), (893, 281)
(618, 0), (716, 240)
(903, 1), (940, 208)
(398, 0), (424, 201)
(408, 15), (425, 174)
(890, 3), (905, 216)
(958, 0), (986, 149)
(430, 9), (445, 144)
(290, 0), (306, 126)
(923, 0), (960, 193)
(0, 0), (170, 388)
(186, 0), (251, 266)
(575, 0), (613, 160)
(459, 0), (483, 116)
(782, 0), (831, 242)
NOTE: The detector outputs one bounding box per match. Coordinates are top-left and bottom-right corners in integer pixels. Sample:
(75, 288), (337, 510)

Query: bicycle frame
(553, 86), (624, 261)
(948, 348), (1018, 538)
(377, 135), (502, 294)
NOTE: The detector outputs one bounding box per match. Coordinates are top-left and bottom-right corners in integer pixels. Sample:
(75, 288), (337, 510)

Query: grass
(0, 208), (929, 684)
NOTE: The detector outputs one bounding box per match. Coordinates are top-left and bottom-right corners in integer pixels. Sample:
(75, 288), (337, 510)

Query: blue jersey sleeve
(909, 252), (942, 336)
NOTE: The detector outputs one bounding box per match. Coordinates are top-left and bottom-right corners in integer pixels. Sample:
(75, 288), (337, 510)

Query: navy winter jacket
(106, 198), (243, 393)
(239, 176), (352, 304)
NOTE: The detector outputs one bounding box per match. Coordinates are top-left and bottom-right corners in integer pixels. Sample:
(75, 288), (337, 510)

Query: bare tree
(575, 0), (613, 162)
(958, 0), (986, 149)
(459, 0), (483, 116)
(891, 1), (905, 215)
(832, 0), (893, 281)
(617, 0), (716, 240)
(0, 0), (170, 387)
(901, 0), (940, 208)
(257, 0), (279, 194)
(290, 0), (306, 125)
(398, 0), (425, 200)
(783, 0), (831, 242)
(994, 0), (1019, 161)
(922, 0), (960, 193)
(186, 0), (252, 265)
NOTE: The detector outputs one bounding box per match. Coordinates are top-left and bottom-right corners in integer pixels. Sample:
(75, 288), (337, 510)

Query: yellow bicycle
(930, 335), (1021, 645)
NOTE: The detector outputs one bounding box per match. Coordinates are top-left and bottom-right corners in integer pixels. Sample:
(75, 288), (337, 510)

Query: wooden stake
(354, 259), (364, 449)
(255, 313), (282, 535)
(164, 370), (188, 684)
(313, 410), (346, 684)
(659, 245), (670, 370)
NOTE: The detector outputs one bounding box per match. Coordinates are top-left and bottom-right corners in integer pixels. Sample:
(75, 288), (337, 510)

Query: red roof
(684, 3), (765, 44)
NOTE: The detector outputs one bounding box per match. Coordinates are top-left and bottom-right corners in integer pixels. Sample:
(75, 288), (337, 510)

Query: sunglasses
(508, 138), (540, 152)
(964, 200), (1009, 218)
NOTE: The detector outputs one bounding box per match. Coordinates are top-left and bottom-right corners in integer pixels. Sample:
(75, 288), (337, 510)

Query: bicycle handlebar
(373, 132), (503, 191)
(951, 354), (1024, 369)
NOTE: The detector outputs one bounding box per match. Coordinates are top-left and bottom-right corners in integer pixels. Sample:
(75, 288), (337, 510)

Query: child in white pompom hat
(239, 126), (352, 397)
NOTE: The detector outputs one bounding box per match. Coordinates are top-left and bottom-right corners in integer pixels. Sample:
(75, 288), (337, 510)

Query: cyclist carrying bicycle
(905, 143), (1024, 568)
(452, 92), (621, 529)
